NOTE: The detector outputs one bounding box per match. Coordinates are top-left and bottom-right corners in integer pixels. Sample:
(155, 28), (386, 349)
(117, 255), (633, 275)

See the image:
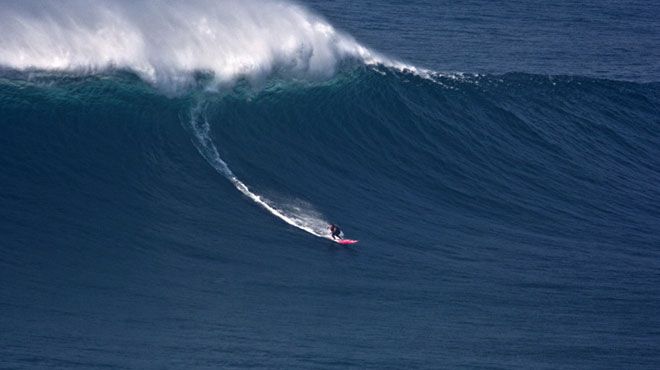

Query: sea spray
(0, 0), (392, 92)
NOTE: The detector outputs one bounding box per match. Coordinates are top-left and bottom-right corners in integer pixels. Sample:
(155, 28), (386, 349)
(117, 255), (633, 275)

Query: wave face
(180, 71), (660, 250)
(2, 68), (660, 368)
(2, 1), (660, 369)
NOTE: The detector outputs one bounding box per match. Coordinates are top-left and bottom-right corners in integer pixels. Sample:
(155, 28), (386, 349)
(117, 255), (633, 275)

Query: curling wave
(0, 0), (657, 250)
(0, 0), (402, 91)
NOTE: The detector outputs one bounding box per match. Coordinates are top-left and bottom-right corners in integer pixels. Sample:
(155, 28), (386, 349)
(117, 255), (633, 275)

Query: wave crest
(0, 0), (390, 90)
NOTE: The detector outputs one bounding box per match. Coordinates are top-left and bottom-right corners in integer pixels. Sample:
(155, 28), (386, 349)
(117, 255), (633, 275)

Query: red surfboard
(335, 239), (359, 245)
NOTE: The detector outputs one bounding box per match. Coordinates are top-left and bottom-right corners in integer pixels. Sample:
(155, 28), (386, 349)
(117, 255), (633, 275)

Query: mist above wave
(0, 0), (395, 90)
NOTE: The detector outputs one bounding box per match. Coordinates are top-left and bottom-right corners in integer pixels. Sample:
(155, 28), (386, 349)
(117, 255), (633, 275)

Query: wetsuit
(330, 225), (342, 239)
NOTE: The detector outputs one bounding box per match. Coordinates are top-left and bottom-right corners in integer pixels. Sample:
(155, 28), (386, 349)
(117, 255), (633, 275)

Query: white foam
(0, 0), (402, 90)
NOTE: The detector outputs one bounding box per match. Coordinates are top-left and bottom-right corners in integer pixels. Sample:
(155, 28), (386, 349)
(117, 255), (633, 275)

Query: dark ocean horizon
(1, 0), (659, 368)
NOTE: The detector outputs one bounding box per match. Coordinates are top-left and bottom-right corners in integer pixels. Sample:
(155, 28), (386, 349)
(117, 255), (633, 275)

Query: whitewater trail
(187, 103), (333, 240)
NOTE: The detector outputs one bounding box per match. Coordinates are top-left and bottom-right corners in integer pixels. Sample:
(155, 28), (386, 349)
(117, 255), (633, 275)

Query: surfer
(329, 224), (342, 240)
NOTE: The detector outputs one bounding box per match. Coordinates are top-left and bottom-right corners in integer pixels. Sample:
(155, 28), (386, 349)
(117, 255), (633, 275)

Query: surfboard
(335, 239), (359, 245)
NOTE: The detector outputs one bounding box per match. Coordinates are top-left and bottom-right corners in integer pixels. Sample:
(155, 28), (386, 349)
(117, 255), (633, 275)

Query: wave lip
(0, 0), (396, 90)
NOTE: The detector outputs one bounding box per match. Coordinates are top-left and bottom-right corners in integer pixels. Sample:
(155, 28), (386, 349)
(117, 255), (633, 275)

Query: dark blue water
(1, 1), (660, 369)
(308, 0), (660, 82)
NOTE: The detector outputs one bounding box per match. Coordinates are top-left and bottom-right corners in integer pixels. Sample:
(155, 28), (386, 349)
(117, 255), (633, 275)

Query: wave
(0, 0), (417, 92)
(0, 0), (658, 249)
(1, 4), (659, 368)
(0, 0), (425, 242)
(1, 68), (659, 252)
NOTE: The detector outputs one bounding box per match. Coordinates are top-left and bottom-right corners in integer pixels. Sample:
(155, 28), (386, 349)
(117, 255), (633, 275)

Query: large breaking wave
(2, 2), (660, 368)
(0, 0), (405, 240)
(0, 0), (416, 91)
(0, 0), (658, 248)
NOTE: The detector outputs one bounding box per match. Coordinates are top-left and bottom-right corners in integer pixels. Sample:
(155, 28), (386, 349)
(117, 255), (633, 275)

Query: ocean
(1, 0), (659, 368)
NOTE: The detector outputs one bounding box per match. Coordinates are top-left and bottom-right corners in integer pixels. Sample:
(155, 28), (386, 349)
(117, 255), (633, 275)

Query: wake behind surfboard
(191, 105), (357, 247)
